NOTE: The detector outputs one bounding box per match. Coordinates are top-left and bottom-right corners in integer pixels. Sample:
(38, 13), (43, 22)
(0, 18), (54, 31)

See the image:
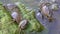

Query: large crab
(39, 2), (54, 22)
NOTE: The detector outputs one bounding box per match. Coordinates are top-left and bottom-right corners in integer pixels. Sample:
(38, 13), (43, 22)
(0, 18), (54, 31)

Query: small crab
(19, 19), (28, 30)
(3, 4), (22, 24)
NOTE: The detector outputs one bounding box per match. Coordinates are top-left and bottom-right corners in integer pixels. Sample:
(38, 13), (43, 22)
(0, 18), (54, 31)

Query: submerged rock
(51, 0), (56, 3)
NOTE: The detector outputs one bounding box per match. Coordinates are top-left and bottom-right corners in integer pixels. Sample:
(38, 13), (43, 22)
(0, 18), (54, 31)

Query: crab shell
(19, 19), (28, 30)
(3, 4), (22, 24)
(41, 4), (50, 17)
(40, 3), (53, 22)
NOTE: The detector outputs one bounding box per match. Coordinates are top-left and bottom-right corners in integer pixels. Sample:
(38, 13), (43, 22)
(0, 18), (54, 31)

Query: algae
(0, 2), (44, 34)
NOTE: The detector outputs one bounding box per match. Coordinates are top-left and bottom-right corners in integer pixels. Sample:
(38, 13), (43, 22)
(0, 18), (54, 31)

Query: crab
(3, 4), (22, 24)
(39, 2), (53, 22)
(19, 19), (28, 30)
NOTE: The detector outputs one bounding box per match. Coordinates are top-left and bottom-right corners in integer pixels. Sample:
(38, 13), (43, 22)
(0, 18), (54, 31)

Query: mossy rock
(0, 2), (45, 34)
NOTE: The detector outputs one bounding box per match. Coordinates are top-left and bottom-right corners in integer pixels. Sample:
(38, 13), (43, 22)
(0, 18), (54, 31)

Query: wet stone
(50, 3), (59, 11)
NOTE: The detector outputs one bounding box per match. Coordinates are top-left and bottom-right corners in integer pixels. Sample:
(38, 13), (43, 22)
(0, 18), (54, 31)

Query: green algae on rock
(0, 4), (18, 34)
(0, 2), (44, 34)
(15, 2), (44, 32)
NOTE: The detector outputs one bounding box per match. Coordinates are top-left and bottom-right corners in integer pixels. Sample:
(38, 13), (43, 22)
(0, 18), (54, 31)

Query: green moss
(0, 4), (18, 34)
(0, 2), (44, 34)
(16, 3), (44, 32)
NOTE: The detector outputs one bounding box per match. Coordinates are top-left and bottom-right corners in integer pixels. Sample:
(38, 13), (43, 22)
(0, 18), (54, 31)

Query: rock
(50, 4), (59, 11)
(51, 0), (56, 3)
